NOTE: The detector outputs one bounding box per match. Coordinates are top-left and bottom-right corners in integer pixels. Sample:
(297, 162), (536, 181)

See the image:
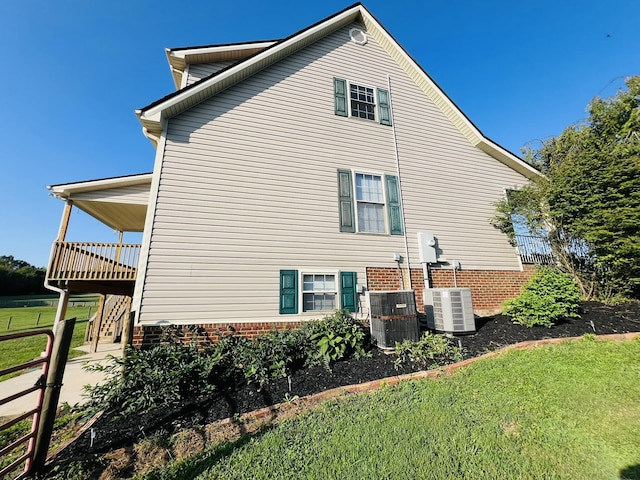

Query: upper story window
(350, 84), (376, 120)
(337, 169), (403, 236)
(334, 78), (392, 126)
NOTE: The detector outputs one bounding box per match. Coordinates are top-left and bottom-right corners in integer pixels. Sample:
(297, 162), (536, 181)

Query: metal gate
(0, 330), (53, 480)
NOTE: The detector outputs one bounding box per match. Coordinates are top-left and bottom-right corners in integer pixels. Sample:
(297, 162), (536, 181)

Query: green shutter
(340, 271), (358, 313)
(279, 270), (298, 314)
(334, 78), (348, 117)
(337, 169), (355, 233)
(377, 88), (392, 126)
(385, 174), (403, 235)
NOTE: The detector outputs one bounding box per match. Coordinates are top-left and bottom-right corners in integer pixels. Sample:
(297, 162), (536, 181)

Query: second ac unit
(424, 288), (475, 334)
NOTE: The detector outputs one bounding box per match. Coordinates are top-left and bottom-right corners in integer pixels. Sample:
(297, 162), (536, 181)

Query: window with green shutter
(340, 271), (358, 312)
(337, 169), (404, 236)
(333, 79), (392, 126)
(334, 78), (348, 117)
(385, 174), (403, 235)
(279, 270), (298, 314)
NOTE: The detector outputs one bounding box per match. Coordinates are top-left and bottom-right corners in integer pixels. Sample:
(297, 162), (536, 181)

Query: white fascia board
(47, 173), (153, 198)
(139, 6), (362, 124)
(362, 13), (542, 179)
(478, 139), (543, 179)
(169, 41), (277, 61)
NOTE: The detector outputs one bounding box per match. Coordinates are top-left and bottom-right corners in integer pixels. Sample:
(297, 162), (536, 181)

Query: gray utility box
(423, 288), (475, 334)
(368, 290), (419, 349)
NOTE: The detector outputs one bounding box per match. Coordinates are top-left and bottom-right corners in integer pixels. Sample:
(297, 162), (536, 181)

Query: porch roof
(47, 173), (152, 232)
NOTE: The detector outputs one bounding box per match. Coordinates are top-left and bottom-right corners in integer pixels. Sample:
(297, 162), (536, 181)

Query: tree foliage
(494, 76), (640, 300)
(0, 255), (48, 296)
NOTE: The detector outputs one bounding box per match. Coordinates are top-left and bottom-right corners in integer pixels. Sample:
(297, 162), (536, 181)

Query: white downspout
(45, 200), (73, 332)
(387, 75), (411, 289)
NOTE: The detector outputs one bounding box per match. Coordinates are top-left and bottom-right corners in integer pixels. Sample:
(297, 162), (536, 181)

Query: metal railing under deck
(47, 242), (140, 281)
(515, 235), (554, 265)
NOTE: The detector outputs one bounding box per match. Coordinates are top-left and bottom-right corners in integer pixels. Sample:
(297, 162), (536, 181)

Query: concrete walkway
(0, 343), (122, 418)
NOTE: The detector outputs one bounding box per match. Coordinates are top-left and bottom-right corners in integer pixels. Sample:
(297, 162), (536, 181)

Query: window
(337, 169), (403, 235)
(355, 173), (385, 233)
(350, 84), (375, 120)
(334, 78), (392, 126)
(303, 274), (336, 312)
(279, 271), (358, 314)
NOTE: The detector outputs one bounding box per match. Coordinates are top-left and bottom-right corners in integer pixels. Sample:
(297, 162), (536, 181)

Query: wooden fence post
(31, 317), (76, 473)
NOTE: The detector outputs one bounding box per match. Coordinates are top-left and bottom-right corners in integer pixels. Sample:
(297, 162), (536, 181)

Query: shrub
(394, 332), (464, 370)
(300, 310), (369, 369)
(503, 266), (581, 328)
(84, 312), (370, 415)
(234, 327), (309, 388)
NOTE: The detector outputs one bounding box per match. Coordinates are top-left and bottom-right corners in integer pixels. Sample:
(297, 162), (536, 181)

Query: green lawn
(149, 338), (640, 480)
(0, 304), (93, 380)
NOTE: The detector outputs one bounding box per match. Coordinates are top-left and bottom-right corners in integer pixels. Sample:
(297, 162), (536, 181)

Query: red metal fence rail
(0, 330), (53, 480)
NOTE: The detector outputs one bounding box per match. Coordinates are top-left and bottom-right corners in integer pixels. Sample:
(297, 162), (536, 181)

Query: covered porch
(45, 173), (152, 349)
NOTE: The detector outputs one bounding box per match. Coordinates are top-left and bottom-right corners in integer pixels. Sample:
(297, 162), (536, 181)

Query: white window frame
(353, 171), (388, 234)
(301, 272), (338, 312)
(348, 82), (377, 121)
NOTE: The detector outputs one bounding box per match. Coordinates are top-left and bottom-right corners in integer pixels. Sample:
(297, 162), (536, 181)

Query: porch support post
(51, 201), (73, 333)
(90, 294), (106, 353)
(57, 201), (73, 242)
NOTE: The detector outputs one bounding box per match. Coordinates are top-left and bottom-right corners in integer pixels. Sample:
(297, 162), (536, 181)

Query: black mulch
(51, 301), (640, 466)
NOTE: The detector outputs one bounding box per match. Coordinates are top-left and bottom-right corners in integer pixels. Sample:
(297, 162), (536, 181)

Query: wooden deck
(46, 242), (140, 295)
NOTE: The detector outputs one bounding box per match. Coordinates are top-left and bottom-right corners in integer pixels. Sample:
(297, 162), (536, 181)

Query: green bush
(300, 310), (369, 369)
(394, 332), (464, 370)
(503, 267), (582, 328)
(234, 328), (309, 388)
(84, 312), (370, 415)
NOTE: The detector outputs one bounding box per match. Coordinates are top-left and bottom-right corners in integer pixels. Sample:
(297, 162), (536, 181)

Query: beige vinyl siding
(186, 61), (236, 86)
(138, 23), (528, 325)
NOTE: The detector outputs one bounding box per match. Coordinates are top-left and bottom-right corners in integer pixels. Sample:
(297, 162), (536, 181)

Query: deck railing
(515, 235), (554, 265)
(47, 242), (140, 281)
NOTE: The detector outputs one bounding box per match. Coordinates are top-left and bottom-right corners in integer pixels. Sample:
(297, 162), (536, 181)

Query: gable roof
(136, 3), (541, 180)
(165, 40), (278, 89)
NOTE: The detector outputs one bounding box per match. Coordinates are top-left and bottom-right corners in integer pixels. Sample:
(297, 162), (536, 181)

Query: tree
(0, 255), (48, 296)
(494, 76), (640, 300)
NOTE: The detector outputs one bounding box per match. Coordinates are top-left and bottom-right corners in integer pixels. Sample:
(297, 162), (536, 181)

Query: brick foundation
(132, 321), (302, 348)
(367, 265), (537, 317)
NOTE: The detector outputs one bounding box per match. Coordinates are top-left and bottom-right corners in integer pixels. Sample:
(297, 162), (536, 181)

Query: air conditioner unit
(367, 290), (419, 349)
(423, 288), (475, 334)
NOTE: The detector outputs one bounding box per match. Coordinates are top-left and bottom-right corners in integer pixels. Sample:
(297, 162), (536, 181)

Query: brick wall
(367, 265), (537, 317)
(132, 321), (302, 348)
(132, 266), (536, 347)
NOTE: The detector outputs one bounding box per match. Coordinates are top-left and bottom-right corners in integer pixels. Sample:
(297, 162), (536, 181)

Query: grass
(145, 337), (640, 480)
(0, 304), (93, 380)
(0, 294), (98, 308)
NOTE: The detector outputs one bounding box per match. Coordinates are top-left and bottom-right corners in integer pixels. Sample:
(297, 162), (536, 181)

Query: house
(45, 3), (542, 347)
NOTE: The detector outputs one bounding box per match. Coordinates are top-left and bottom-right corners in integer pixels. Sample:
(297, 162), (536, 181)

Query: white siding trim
(180, 65), (190, 89)
(132, 119), (168, 322)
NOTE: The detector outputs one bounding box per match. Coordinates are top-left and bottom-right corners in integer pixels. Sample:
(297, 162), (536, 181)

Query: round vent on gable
(349, 28), (368, 45)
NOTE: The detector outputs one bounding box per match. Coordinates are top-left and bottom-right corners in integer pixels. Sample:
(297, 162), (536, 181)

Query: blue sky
(1, 0), (638, 268)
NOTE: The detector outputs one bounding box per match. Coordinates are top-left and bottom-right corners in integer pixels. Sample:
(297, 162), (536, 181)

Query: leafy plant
(393, 332), (464, 370)
(503, 267), (582, 328)
(303, 310), (369, 369)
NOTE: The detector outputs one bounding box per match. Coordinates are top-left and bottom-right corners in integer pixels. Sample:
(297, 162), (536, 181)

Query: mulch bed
(50, 300), (640, 468)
